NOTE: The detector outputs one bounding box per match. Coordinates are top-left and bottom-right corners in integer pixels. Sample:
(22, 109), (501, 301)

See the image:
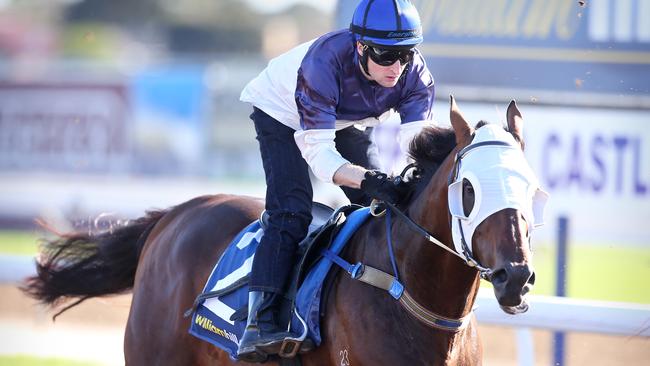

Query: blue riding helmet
(350, 0), (423, 48)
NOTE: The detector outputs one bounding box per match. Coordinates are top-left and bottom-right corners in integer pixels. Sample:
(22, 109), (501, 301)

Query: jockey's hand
(360, 170), (406, 204)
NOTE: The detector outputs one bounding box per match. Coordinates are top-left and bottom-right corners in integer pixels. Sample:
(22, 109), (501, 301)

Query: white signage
(0, 83), (131, 173)
(434, 102), (649, 246)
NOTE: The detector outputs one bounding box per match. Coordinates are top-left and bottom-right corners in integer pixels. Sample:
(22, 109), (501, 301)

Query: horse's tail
(21, 209), (167, 319)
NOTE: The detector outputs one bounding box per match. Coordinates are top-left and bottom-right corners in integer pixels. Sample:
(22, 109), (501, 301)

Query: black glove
(360, 170), (406, 204)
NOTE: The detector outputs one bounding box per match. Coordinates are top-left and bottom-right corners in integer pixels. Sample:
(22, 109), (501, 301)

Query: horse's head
(446, 96), (548, 314)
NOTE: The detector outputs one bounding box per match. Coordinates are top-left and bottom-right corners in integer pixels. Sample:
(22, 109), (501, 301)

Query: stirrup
(278, 307), (311, 358)
(278, 337), (302, 358)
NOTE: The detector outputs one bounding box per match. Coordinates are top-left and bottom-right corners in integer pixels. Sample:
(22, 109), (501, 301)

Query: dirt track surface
(0, 285), (129, 366)
(1, 285), (648, 365)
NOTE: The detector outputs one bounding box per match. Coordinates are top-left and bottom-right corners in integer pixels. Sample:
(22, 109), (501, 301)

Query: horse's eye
(464, 184), (474, 195)
(462, 178), (475, 217)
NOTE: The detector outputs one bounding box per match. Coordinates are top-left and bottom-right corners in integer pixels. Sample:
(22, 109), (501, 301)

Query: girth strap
(322, 249), (471, 332)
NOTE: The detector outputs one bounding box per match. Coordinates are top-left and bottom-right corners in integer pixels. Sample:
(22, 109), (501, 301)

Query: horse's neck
(397, 172), (481, 319)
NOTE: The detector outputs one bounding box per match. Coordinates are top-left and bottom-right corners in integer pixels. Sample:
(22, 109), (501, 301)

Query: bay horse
(23, 97), (546, 365)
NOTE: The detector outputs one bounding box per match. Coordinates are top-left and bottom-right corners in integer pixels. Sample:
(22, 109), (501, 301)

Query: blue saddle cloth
(188, 207), (371, 359)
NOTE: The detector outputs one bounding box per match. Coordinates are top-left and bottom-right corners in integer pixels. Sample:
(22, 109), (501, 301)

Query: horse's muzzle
(491, 263), (535, 314)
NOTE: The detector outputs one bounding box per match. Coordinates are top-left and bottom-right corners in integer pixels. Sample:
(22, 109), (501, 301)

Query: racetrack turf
(0, 355), (102, 366)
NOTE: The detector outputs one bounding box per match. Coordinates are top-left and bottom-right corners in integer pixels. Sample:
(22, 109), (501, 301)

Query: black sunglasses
(365, 45), (414, 66)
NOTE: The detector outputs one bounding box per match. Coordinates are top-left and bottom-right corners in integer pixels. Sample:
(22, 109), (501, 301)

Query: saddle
(187, 202), (367, 361)
(261, 203), (360, 296)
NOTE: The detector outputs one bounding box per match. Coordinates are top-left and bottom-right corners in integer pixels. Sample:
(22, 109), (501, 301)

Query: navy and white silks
(240, 29), (435, 182)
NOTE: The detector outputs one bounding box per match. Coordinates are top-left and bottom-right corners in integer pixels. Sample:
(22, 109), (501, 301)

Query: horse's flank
(126, 194), (264, 365)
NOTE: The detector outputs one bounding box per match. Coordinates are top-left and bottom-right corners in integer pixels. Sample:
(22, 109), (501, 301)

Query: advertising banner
(0, 83), (131, 173)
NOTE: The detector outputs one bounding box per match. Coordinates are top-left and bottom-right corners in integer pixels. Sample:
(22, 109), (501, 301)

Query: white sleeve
(398, 120), (431, 154)
(294, 129), (350, 183)
(391, 120), (431, 174)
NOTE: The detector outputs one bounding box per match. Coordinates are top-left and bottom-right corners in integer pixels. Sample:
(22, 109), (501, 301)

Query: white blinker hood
(448, 124), (549, 256)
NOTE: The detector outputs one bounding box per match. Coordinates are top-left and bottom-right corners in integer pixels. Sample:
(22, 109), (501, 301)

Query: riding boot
(237, 291), (295, 362)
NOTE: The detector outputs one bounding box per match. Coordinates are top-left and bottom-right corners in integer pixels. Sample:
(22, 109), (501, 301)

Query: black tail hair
(21, 210), (167, 320)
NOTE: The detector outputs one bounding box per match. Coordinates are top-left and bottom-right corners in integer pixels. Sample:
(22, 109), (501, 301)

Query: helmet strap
(360, 44), (371, 76)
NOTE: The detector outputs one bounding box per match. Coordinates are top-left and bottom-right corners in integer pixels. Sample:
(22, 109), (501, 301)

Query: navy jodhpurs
(249, 107), (380, 293)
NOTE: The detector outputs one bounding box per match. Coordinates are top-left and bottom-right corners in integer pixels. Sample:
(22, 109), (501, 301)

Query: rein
(379, 141), (514, 282)
(382, 201), (493, 281)
(350, 140), (521, 329)
(321, 209), (474, 331)
(322, 201), (483, 332)
(325, 139), (523, 331)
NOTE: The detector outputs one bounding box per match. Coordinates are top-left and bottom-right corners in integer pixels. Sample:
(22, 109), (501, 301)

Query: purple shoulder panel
(296, 30), (434, 130)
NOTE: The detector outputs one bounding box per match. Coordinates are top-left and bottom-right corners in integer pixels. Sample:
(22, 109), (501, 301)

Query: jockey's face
(357, 42), (410, 88)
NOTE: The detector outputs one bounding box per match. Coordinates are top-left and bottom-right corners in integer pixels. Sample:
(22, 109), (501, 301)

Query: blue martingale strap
(320, 249), (363, 279)
(292, 207), (372, 345)
(322, 209), (405, 300)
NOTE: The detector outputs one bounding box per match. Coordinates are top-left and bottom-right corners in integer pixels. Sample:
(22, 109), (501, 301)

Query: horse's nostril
(491, 268), (508, 285)
(528, 271), (536, 285)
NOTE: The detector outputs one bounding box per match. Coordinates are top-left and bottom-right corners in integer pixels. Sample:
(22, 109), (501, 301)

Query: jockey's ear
(449, 95), (473, 144)
(356, 41), (364, 56)
(506, 100), (525, 149)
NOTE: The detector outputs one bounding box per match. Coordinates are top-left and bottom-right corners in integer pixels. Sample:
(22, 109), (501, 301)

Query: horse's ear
(506, 100), (525, 149)
(450, 95), (473, 144)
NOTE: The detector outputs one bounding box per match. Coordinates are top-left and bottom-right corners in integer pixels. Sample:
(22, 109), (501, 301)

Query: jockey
(237, 0), (435, 361)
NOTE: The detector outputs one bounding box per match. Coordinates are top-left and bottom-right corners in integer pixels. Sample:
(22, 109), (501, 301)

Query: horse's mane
(403, 121), (492, 202)
(402, 126), (456, 199)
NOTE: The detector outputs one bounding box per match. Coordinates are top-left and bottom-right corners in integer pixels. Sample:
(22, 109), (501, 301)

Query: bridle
(379, 139), (519, 282)
(330, 136), (537, 331)
(446, 139), (519, 279)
